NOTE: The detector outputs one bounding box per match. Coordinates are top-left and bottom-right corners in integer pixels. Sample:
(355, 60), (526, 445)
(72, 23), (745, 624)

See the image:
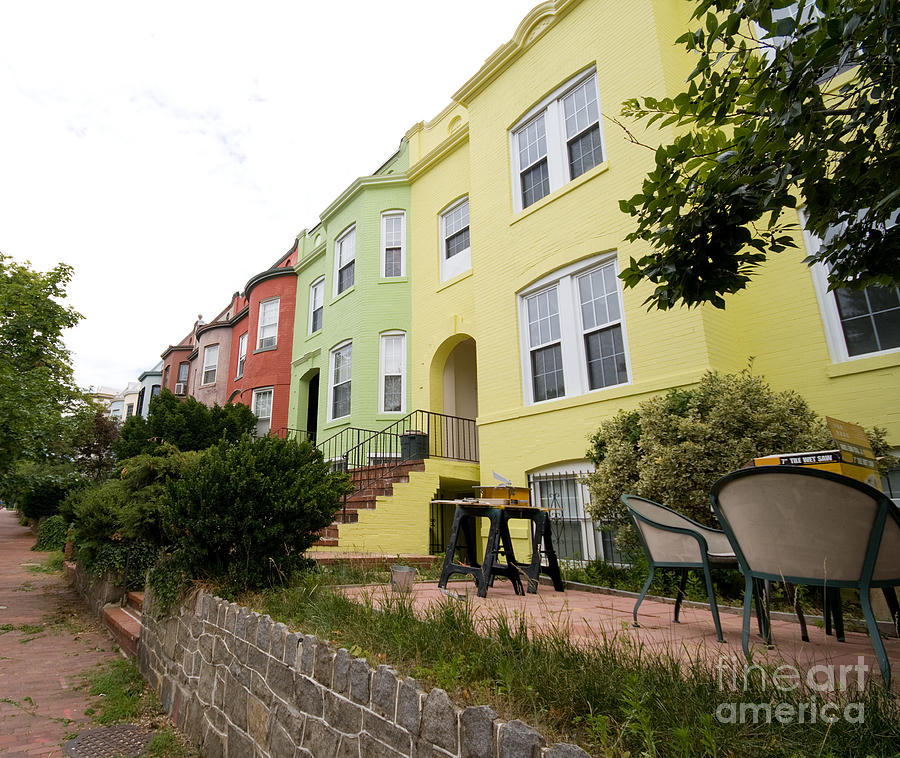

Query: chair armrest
(695, 527), (734, 556)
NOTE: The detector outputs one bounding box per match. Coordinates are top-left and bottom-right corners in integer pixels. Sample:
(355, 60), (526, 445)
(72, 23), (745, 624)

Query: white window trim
(251, 386), (274, 436)
(334, 225), (356, 297)
(803, 215), (900, 363)
(378, 331), (406, 414)
(509, 69), (606, 213)
(309, 278), (325, 334)
(328, 340), (353, 422)
(381, 211), (406, 278)
(439, 197), (471, 283)
(202, 344), (219, 385)
(236, 333), (248, 379)
(519, 254), (631, 405)
(257, 297), (280, 350)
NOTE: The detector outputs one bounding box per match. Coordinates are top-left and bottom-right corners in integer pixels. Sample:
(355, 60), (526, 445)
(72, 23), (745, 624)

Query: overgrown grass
(86, 659), (145, 724)
(82, 659), (198, 757)
(26, 551), (64, 574)
(243, 573), (900, 757)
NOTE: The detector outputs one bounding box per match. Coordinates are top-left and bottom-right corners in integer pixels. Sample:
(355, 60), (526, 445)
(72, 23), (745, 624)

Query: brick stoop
(312, 460), (426, 548)
(102, 592), (143, 659)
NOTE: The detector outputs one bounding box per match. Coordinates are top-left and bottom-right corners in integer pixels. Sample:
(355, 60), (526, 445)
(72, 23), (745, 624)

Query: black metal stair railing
(339, 409), (479, 499)
(271, 427), (315, 443)
(315, 426), (380, 470)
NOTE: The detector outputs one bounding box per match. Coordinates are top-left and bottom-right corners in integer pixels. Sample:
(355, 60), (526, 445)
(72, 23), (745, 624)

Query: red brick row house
(158, 245), (298, 436)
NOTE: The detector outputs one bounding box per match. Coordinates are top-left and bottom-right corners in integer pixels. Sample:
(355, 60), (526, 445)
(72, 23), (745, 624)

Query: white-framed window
(329, 341), (352, 421)
(257, 298), (279, 350)
(335, 226), (356, 295)
(381, 212), (405, 278)
(519, 255), (629, 404)
(177, 362), (190, 384)
(309, 278), (324, 334)
(805, 216), (900, 361)
(236, 333), (248, 378)
(510, 70), (604, 212)
(439, 197), (470, 282)
(251, 387), (273, 437)
(202, 344), (219, 385)
(379, 331), (406, 414)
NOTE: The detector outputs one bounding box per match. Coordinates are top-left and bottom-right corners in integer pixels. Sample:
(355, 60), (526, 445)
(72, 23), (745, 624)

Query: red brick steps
(312, 460), (426, 548)
(102, 591), (143, 659)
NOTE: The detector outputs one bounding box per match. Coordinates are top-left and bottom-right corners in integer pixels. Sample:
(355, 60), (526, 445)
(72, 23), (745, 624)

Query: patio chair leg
(702, 564), (725, 643)
(825, 587), (845, 642)
(741, 574), (753, 661)
(673, 568), (688, 623)
(787, 582), (809, 642)
(881, 587), (900, 638)
(751, 578), (771, 645)
(633, 567), (655, 628)
(860, 586), (891, 688)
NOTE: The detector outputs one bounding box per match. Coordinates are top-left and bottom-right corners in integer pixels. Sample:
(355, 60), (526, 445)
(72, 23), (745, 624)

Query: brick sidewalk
(0, 509), (121, 757)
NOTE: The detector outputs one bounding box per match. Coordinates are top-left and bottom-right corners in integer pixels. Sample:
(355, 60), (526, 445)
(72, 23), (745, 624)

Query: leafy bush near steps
(62, 446), (199, 588)
(33, 513), (68, 552)
(585, 370), (833, 537)
(160, 434), (352, 595)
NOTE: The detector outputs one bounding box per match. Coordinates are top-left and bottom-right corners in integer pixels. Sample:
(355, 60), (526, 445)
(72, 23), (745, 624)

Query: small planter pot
(390, 565), (416, 593)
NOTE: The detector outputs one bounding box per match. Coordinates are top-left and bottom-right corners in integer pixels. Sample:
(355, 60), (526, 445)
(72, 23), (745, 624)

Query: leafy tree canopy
(619, 0), (899, 309)
(0, 254), (83, 474)
(113, 389), (257, 458)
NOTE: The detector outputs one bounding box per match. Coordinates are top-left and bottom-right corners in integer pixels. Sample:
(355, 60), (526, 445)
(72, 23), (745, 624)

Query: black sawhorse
(434, 501), (565, 598)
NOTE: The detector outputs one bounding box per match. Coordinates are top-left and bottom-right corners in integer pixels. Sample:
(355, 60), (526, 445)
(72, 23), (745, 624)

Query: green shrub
(114, 390), (256, 459)
(5, 461), (84, 520)
(64, 446), (198, 588)
(586, 370), (832, 530)
(162, 435), (351, 593)
(33, 514), (68, 552)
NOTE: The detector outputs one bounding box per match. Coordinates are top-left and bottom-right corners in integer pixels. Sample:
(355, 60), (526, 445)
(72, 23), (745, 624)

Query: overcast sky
(1, 1), (539, 391)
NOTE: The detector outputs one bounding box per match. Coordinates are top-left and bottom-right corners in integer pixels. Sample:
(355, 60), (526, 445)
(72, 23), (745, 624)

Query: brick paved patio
(344, 577), (900, 691)
(0, 509), (121, 758)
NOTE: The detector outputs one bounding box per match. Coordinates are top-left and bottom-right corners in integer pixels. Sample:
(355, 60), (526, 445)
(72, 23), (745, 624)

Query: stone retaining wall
(138, 590), (589, 758)
(66, 560), (125, 619)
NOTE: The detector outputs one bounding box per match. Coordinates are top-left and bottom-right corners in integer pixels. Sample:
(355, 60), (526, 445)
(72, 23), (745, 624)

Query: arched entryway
(430, 335), (478, 419)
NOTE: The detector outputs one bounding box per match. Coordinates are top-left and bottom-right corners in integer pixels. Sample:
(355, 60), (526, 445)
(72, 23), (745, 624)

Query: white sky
(0, 1), (539, 391)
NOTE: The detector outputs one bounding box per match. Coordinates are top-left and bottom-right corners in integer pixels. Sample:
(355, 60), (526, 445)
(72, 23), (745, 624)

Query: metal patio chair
(711, 466), (900, 687)
(623, 495), (739, 643)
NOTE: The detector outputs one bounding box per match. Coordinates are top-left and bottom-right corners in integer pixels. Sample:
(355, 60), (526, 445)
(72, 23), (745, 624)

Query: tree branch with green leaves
(619, 0), (899, 310)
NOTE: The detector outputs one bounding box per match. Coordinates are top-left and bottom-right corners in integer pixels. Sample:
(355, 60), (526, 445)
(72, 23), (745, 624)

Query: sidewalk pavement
(0, 509), (121, 758)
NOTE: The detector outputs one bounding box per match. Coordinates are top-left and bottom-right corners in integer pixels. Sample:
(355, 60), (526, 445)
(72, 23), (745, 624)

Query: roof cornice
(244, 266), (296, 298)
(229, 304), (249, 325)
(407, 124), (470, 182)
(196, 320), (232, 338)
(160, 344), (194, 360)
(452, 0), (578, 106)
(321, 174), (409, 222)
(295, 245), (326, 275)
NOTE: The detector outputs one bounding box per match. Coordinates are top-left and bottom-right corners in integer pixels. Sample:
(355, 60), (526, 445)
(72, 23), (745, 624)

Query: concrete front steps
(311, 458), (481, 555)
(102, 591), (143, 659)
